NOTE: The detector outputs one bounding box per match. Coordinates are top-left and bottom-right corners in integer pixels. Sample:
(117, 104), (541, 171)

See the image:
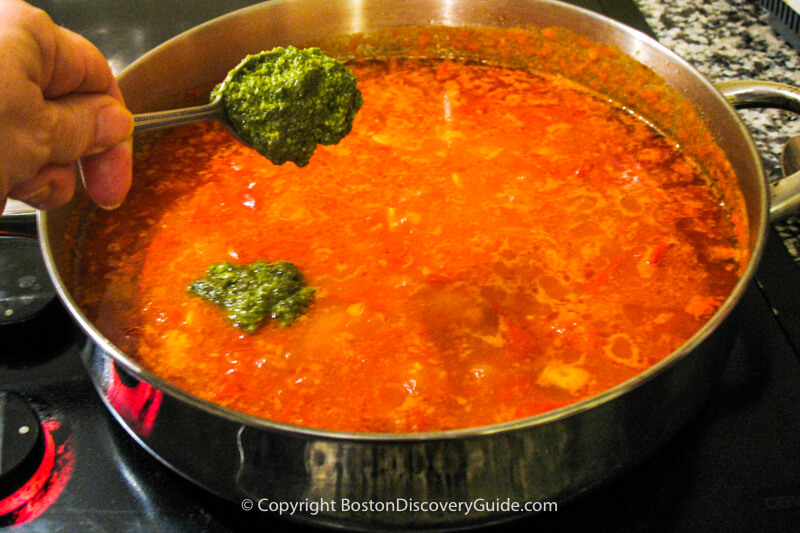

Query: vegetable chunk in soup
(76, 58), (744, 433)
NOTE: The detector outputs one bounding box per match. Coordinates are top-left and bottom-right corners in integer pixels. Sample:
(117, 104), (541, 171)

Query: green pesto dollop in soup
(212, 46), (363, 166)
(188, 260), (315, 333)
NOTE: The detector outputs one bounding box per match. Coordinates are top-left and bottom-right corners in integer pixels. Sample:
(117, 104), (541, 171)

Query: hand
(0, 0), (133, 212)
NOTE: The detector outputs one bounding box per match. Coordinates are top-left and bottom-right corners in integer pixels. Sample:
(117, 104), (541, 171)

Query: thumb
(44, 93), (133, 164)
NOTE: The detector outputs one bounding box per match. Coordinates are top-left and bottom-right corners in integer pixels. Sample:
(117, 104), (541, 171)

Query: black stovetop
(2, 1), (800, 532)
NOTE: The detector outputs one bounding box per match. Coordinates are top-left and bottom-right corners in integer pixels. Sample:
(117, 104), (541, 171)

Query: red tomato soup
(76, 58), (744, 432)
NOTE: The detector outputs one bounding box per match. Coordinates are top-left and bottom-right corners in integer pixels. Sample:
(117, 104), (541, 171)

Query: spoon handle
(133, 101), (225, 134)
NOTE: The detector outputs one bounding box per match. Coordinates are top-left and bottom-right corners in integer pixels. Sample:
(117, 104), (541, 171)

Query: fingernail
(94, 105), (133, 151)
(98, 200), (123, 211)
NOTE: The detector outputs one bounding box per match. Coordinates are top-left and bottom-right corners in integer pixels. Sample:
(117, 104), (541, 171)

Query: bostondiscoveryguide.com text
(239, 497), (558, 516)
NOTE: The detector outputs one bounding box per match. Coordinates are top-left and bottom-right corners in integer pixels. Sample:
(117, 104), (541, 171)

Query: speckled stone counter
(635, 0), (800, 262)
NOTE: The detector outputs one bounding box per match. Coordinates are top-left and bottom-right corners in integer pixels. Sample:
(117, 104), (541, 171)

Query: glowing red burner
(0, 393), (74, 525)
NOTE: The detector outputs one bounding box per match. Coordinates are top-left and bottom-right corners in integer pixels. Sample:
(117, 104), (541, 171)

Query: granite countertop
(636, 0), (800, 262)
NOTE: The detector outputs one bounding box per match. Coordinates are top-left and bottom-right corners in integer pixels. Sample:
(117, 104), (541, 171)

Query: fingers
(6, 93), (133, 211)
(41, 26), (133, 210)
(43, 21), (123, 101)
(7, 163), (77, 211)
(43, 91), (133, 164)
(37, 26), (133, 209)
(5, 0), (120, 101)
(0, 0), (132, 211)
(8, 139), (132, 211)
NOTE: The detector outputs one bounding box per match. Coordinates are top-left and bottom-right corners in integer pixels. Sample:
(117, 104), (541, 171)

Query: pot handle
(717, 80), (800, 222)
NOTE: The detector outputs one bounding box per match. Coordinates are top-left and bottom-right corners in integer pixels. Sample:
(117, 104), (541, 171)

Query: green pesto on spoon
(132, 46), (363, 167)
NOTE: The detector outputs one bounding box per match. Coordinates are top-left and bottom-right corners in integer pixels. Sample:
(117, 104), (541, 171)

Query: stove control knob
(0, 391), (44, 508)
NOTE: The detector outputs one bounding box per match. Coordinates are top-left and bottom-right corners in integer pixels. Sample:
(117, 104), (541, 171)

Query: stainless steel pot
(38, 0), (800, 530)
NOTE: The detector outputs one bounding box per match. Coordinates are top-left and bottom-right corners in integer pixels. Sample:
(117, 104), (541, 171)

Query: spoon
(132, 94), (252, 146)
(131, 47), (362, 167)
(132, 71), (260, 149)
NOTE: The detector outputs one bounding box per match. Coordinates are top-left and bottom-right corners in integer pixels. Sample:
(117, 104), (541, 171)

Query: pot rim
(38, 0), (769, 443)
